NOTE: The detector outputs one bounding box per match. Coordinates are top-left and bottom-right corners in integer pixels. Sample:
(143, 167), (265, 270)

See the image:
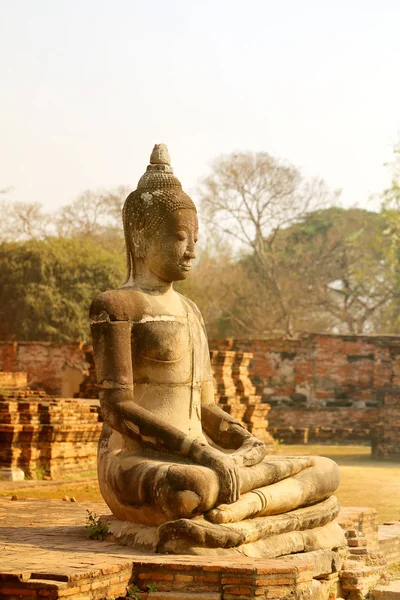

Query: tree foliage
(0, 237), (125, 341)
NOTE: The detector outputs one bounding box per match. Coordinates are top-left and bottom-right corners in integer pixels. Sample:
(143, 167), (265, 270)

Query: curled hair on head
(122, 144), (196, 284)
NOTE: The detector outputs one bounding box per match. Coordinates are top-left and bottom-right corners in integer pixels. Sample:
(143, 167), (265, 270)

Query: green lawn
(1, 445), (399, 524)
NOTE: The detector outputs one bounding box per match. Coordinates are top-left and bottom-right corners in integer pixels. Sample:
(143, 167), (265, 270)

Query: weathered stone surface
(280, 548), (343, 578)
(104, 496), (341, 554)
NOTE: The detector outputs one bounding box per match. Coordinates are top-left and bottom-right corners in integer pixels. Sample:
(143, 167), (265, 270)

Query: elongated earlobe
(132, 228), (146, 259)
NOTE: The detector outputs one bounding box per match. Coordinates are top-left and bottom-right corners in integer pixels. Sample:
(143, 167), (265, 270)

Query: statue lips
(179, 263), (192, 272)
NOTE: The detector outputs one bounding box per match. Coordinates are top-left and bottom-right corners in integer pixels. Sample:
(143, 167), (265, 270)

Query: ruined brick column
(210, 350), (275, 450)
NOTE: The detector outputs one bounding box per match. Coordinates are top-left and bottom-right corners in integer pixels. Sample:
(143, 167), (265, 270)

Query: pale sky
(1, 0), (399, 213)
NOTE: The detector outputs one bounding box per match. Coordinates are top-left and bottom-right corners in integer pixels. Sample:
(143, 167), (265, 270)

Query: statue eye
(176, 232), (187, 241)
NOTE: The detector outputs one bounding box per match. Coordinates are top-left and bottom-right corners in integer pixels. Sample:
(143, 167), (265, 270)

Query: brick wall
(210, 334), (400, 444)
(0, 342), (87, 396)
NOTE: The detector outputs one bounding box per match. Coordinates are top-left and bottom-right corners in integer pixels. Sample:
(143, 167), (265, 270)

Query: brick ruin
(210, 350), (275, 450)
(0, 341), (87, 397)
(0, 371), (101, 480)
(211, 334), (400, 456)
(1, 333), (400, 460)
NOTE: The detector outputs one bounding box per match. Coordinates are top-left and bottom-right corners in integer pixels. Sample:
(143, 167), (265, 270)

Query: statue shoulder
(90, 289), (146, 322)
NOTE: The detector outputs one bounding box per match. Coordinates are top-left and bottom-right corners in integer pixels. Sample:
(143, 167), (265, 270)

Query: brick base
(0, 498), (348, 600)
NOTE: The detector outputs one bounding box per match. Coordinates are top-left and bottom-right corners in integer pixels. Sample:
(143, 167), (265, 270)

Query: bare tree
(198, 151), (338, 336)
(0, 200), (53, 242)
(56, 187), (128, 238)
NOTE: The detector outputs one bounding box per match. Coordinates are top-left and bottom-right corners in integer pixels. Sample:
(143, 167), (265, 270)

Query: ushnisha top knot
(150, 144), (171, 166)
(122, 143), (197, 281)
(136, 143), (179, 191)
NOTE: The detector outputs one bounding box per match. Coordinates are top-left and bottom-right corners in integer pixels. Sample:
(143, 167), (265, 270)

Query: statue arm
(91, 318), (194, 455)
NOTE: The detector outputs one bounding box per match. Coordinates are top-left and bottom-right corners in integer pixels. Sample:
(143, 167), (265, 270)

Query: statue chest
(132, 318), (190, 364)
(131, 315), (207, 385)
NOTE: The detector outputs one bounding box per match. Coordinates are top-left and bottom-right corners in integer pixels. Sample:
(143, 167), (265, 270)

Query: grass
(1, 446), (399, 524)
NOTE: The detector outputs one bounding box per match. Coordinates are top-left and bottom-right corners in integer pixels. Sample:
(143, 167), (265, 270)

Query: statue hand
(231, 435), (267, 468)
(187, 440), (240, 504)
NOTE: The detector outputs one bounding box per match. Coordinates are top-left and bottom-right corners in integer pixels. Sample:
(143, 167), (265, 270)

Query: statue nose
(185, 248), (196, 260)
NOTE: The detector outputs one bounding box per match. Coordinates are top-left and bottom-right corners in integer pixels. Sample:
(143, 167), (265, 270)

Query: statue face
(143, 209), (198, 282)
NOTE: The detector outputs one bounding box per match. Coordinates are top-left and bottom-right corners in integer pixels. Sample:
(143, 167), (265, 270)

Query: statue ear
(132, 227), (146, 259)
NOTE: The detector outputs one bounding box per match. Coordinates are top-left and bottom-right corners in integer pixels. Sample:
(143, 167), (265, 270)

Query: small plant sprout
(128, 585), (141, 599)
(85, 510), (109, 540)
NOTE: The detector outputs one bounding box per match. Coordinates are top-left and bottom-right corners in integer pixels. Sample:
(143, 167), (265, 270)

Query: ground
(1, 445), (399, 523)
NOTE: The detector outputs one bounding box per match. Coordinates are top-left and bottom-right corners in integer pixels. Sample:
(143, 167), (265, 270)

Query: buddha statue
(90, 144), (345, 557)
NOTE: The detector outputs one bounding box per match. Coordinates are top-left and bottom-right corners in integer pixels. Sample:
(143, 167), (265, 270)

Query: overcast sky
(1, 0), (399, 213)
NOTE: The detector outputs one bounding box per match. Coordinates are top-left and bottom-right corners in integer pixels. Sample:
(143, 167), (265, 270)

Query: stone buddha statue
(90, 144), (345, 557)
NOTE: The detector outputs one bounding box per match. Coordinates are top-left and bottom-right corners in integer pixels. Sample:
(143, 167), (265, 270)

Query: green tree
(0, 237), (125, 341)
(376, 142), (400, 332)
(280, 207), (392, 334)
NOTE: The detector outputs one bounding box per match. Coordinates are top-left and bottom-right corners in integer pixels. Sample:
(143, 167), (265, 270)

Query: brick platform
(379, 521), (400, 566)
(1, 497), (397, 600)
(0, 498), (343, 600)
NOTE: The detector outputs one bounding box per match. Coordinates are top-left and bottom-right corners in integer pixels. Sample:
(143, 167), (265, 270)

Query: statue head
(122, 144), (198, 284)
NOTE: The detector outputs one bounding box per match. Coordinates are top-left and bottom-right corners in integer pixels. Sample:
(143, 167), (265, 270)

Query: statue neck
(123, 260), (173, 295)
